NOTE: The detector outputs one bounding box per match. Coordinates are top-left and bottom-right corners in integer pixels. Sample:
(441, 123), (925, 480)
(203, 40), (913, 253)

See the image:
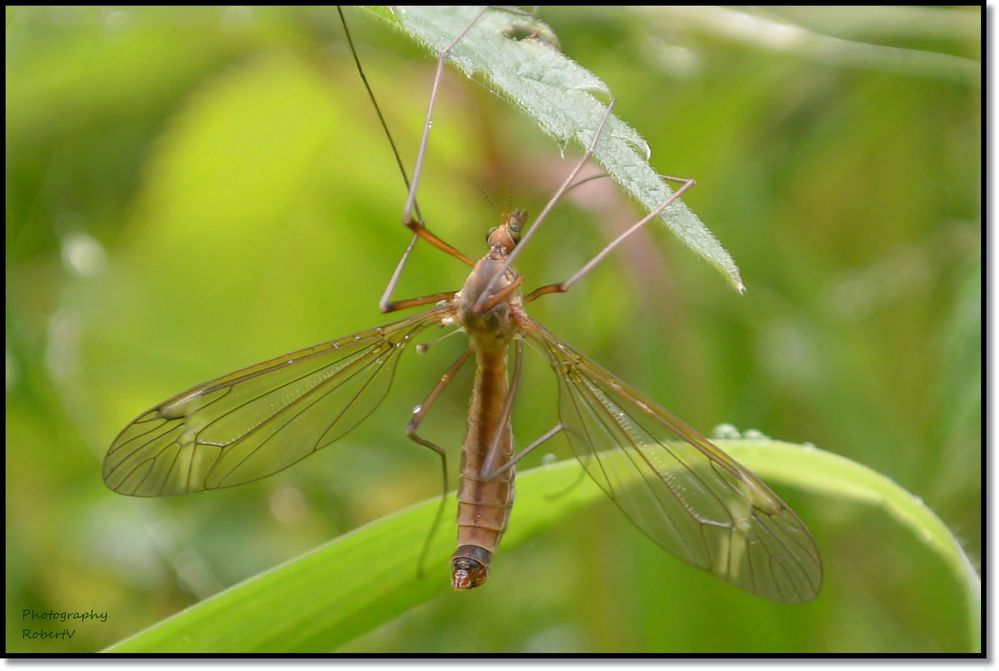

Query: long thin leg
(402, 7), (488, 227)
(376, 8), (490, 313)
(480, 339), (525, 478)
(473, 274), (525, 315)
(482, 423), (565, 481)
(338, 6), (424, 224)
(382, 289), (457, 314)
(473, 99), (618, 313)
(407, 349), (473, 576)
(339, 7), (481, 311)
(565, 172), (610, 193)
(524, 175), (697, 303)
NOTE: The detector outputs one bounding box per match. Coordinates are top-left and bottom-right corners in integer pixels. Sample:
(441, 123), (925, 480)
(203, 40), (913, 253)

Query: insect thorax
(457, 256), (521, 351)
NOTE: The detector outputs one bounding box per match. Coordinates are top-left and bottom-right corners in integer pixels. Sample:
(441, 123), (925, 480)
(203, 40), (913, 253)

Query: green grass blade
(103, 460), (598, 652)
(104, 440), (979, 652)
(724, 440), (981, 652)
(362, 5), (744, 292)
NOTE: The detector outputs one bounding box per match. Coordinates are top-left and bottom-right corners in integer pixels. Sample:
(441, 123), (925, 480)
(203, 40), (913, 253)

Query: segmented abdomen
(456, 347), (515, 556)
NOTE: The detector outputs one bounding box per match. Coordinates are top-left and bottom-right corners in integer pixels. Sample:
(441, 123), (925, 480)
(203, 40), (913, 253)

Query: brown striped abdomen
(451, 346), (515, 589)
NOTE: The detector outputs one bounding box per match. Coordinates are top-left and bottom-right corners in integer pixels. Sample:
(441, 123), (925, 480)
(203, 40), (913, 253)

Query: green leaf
(725, 440), (982, 652)
(363, 5), (744, 292)
(103, 441), (979, 653)
(104, 459), (598, 653)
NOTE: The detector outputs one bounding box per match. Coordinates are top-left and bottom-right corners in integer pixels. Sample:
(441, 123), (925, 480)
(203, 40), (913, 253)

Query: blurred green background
(6, 6), (981, 653)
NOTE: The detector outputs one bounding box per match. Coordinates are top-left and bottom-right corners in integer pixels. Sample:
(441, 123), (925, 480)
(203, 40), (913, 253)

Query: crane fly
(103, 7), (822, 603)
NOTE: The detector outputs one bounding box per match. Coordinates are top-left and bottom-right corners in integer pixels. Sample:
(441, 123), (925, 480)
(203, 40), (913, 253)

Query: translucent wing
(524, 319), (822, 603)
(104, 303), (456, 496)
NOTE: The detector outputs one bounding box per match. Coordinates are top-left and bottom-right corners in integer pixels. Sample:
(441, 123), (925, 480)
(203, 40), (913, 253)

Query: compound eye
(485, 226), (498, 244)
(508, 224), (521, 242)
